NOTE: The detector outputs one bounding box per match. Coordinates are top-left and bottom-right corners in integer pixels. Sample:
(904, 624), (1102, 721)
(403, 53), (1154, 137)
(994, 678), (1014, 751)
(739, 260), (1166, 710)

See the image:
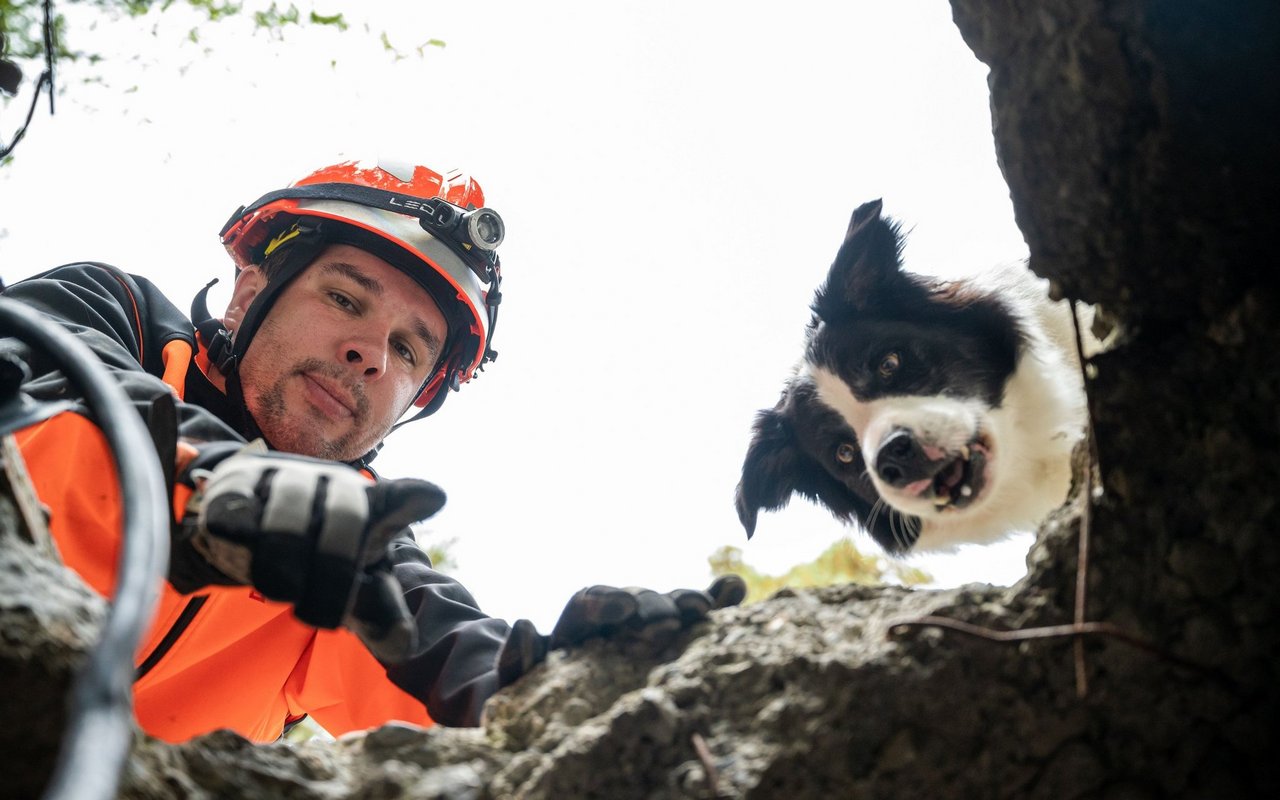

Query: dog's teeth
(960, 485), (972, 497)
(959, 445), (970, 460)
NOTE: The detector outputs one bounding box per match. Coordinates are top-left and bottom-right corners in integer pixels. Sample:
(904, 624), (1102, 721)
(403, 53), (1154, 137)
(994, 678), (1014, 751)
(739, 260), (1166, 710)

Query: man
(2, 158), (743, 743)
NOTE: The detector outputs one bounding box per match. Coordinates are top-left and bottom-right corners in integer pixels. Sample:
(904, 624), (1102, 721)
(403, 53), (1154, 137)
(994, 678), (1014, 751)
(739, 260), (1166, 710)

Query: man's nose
(340, 337), (387, 378)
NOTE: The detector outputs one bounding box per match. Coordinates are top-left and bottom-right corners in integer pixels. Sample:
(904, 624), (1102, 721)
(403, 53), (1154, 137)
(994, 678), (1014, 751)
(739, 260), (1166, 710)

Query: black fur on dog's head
(734, 377), (883, 539)
(735, 199), (1026, 553)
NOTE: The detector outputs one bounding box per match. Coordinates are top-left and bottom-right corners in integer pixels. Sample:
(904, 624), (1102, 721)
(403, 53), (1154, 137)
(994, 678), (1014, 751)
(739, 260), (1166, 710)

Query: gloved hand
(496, 574), (747, 688)
(176, 448), (446, 663)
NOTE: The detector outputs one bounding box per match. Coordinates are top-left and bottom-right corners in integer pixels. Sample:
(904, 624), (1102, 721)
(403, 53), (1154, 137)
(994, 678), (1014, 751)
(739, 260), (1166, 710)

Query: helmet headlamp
(416, 202), (505, 279)
(465, 209), (505, 251)
(220, 182), (502, 284)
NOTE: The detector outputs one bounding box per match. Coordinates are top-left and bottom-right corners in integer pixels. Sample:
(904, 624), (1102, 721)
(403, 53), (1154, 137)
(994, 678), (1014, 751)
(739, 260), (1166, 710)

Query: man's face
(228, 243), (449, 461)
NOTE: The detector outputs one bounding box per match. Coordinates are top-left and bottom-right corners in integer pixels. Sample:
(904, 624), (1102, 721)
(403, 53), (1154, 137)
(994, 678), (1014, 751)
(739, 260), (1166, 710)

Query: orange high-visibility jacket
(2, 263), (510, 742)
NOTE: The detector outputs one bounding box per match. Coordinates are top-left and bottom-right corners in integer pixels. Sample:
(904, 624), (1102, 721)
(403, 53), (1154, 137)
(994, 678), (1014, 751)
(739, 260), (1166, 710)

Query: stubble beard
(250, 357), (377, 462)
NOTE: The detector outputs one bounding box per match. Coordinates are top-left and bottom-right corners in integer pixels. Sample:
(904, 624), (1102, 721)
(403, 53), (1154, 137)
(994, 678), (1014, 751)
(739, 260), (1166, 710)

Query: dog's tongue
(904, 478), (933, 496)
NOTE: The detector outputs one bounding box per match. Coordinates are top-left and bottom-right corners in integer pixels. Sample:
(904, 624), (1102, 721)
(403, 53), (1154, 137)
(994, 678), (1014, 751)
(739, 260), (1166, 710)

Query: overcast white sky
(1, 0), (1035, 631)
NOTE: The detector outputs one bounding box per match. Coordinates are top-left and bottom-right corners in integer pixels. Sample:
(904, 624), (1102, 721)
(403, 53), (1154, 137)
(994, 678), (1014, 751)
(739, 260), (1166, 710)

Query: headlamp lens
(465, 208), (505, 251)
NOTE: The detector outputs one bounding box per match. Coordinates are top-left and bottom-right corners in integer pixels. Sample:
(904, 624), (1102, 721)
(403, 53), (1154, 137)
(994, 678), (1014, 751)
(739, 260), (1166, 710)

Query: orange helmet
(216, 158), (504, 419)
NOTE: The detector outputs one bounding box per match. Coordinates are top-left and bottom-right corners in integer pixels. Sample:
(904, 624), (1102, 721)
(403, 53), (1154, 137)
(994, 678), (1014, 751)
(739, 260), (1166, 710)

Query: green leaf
(309, 11), (347, 31)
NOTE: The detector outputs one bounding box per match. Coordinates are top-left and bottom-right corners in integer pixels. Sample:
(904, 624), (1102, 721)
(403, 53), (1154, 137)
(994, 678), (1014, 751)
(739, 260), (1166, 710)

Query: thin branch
(1069, 300), (1094, 697)
(691, 732), (720, 798)
(886, 616), (1215, 677)
(1, 0), (56, 160)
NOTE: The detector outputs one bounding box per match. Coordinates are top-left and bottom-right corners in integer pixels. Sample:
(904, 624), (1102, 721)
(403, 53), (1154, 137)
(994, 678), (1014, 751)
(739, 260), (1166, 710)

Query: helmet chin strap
(191, 225), (332, 457)
(191, 280), (275, 449)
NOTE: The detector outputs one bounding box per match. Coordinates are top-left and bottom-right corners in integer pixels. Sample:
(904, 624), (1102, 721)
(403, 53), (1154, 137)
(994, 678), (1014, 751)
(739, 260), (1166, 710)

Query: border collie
(735, 199), (1090, 553)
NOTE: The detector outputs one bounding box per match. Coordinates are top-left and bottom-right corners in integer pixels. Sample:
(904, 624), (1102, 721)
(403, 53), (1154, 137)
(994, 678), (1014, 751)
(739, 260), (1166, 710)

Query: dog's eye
(835, 443), (858, 464)
(878, 351), (902, 379)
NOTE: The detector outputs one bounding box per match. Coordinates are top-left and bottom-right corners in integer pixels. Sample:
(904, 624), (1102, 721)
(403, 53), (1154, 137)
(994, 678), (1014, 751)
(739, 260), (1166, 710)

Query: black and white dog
(735, 200), (1090, 553)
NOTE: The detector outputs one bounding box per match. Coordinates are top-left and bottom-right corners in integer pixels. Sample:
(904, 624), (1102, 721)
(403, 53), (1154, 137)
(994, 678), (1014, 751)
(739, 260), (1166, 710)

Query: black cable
(0, 297), (170, 800)
(0, 70), (50, 160)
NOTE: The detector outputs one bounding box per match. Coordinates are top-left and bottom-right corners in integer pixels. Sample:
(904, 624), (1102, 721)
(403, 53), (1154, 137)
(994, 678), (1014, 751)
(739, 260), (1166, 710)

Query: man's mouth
(928, 441), (990, 509)
(302, 373), (356, 419)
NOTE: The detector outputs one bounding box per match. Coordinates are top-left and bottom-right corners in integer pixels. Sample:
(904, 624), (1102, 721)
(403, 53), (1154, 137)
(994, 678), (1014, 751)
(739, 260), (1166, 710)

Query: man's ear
(812, 199), (906, 319)
(223, 266), (267, 331)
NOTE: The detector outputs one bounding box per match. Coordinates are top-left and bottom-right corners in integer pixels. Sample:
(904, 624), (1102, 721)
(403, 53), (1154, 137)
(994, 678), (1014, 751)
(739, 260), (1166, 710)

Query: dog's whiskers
(903, 514), (922, 550)
(888, 505), (903, 552)
(873, 497), (921, 555)
(891, 509), (911, 553)
(864, 471), (890, 540)
(867, 498), (887, 540)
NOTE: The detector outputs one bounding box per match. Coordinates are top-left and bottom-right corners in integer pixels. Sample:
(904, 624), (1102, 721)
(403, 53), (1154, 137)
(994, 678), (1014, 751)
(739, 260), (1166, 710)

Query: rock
(1, 493), (106, 799)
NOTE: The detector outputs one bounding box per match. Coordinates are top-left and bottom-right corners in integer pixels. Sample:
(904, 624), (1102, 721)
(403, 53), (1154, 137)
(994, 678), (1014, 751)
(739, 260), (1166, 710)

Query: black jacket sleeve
(0, 262), (242, 446)
(382, 538), (513, 726)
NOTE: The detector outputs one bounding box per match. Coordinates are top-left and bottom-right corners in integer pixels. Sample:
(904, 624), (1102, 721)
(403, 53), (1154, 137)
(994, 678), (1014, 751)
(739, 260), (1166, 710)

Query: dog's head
(735, 200), (1033, 553)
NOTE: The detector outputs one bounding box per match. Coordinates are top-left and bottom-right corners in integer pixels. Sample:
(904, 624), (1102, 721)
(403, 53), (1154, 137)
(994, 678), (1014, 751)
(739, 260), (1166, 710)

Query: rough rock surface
(0, 494), (107, 800)
(4, 0), (1278, 797)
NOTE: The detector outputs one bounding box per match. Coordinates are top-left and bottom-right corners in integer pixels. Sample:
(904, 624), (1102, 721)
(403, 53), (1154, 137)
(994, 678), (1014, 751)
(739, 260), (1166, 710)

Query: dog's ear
(736, 404), (878, 540)
(735, 408), (805, 539)
(812, 199), (906, 319)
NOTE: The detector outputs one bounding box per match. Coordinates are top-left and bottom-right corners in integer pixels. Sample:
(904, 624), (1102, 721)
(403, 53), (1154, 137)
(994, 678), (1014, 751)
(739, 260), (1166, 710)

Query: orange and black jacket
(0, 263), (512, 742)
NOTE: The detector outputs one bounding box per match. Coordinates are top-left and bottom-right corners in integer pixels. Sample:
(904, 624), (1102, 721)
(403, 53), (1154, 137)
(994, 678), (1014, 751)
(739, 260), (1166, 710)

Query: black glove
(496, 574), (746, 688)
(178, 449), (446, 663)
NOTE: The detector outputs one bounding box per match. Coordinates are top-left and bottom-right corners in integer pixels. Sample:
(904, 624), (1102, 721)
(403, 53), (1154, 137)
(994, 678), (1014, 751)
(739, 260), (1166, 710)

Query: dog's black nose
(875, 429), (929, 487)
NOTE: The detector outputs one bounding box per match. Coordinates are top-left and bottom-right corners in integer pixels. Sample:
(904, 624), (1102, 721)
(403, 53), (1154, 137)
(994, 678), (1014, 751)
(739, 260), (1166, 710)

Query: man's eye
(329, 292), (356, 310)
(393, 340), (416, 364)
